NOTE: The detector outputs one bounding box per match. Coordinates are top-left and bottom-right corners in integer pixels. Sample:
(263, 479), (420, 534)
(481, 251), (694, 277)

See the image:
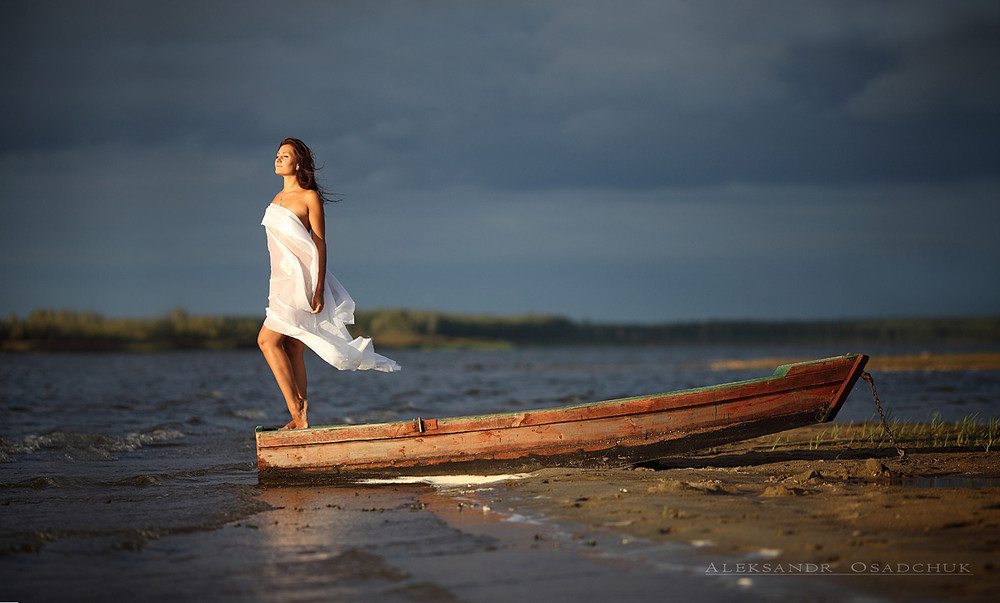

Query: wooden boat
(256, 353), (868, 482)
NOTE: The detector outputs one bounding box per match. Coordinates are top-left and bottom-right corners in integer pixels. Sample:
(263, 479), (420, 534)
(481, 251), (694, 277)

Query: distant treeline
(2, 308), (999, 352)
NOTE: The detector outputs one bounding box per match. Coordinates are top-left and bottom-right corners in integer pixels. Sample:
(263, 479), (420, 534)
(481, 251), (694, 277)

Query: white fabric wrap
(261, 204), (400, 372)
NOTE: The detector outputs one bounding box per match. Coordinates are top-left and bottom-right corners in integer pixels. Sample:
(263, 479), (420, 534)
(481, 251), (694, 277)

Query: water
(2, 345), (998, 601)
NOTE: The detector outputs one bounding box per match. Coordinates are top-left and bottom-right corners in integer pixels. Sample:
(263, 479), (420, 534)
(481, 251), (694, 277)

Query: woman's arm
(305, 191), (327, 314)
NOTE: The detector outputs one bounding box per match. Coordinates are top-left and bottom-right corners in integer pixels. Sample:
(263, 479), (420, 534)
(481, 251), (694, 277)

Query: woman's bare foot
(278, 398), (309, 430)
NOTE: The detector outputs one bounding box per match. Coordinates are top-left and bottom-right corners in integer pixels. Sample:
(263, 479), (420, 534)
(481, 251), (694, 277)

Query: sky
(1, 0), (998, 323)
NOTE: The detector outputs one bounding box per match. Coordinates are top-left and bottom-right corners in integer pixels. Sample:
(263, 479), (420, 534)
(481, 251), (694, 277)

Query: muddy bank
(710, 351), (1000, 371)
(483, 424), (1000, 601)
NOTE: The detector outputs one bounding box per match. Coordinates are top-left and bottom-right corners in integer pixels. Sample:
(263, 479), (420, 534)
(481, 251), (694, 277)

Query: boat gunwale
(256, 353), (868, 449)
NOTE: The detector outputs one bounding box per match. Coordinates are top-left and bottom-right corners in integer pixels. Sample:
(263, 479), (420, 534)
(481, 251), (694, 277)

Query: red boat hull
(256, 354), (868, 482)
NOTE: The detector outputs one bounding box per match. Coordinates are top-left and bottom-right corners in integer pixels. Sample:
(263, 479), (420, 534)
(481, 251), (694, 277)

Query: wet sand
(476, 424), (1000, 602)
(247, 484), (765, 602)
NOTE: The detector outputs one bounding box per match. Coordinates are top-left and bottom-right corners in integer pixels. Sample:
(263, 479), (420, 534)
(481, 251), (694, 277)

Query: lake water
(2, 345), (998, 601)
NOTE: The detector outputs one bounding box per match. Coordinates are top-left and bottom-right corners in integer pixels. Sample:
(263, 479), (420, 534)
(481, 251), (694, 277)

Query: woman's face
(275, 144), (298, 177)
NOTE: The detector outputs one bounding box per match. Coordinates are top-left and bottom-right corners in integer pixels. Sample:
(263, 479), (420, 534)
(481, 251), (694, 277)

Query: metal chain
(861, 371), (906, 459)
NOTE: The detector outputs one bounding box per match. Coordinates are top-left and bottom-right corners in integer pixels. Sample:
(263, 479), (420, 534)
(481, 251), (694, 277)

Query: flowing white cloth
(261, 203), (400, 372)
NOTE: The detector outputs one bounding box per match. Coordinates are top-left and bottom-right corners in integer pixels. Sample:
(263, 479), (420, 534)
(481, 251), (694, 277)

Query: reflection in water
(251, 484), (489, 600)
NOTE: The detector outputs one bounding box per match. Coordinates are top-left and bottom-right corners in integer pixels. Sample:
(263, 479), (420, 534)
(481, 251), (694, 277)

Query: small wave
(0, 428), (186, 460)
(1, 529), (62, 555)
(2, 476), (71, 489)
(0, 473), (182, 489)
(112, 474), (163, 487)
(132, 428), (186, 446)
(1, 474), (159, 489)
(231, 409), (268, 420)
(0, 435), (43, 456)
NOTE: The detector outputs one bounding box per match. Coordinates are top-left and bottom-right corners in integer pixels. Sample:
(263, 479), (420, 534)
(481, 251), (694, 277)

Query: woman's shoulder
(301, 189), (323, 212)
(282, 187), (320, 203)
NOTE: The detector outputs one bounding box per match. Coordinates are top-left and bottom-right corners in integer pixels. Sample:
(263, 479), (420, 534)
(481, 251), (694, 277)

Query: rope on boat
(861, 371), (906, 459)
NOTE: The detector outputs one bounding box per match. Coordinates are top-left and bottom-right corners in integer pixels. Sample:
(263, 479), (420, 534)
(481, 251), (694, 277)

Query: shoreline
(710, 351), (1000, 372)
(463, 423), (999, 601)
(5, 310), (1000, 352)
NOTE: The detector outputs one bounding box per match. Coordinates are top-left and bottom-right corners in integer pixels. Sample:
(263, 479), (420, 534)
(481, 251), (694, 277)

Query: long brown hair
(280, 137), (336, 202)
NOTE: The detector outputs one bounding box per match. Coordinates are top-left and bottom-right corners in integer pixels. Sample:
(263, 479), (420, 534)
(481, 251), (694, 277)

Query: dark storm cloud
(1, 1), (998, 320)
(1, 1), (281, 148)
(4, 1), (998, 189)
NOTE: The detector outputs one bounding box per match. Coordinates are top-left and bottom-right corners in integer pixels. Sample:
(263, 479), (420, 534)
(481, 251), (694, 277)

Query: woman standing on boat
(258, 137), (400, 430)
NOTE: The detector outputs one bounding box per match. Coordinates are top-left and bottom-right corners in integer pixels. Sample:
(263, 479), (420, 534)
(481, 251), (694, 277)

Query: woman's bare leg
(257, 325), (309, 429)
(283, 337), (308, 426)
(283, 337), (307, 398)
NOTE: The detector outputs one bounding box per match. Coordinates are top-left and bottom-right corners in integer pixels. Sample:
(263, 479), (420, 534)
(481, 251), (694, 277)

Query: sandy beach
(223, 419), (1000, 602)
(470, 423), (1000, 601)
